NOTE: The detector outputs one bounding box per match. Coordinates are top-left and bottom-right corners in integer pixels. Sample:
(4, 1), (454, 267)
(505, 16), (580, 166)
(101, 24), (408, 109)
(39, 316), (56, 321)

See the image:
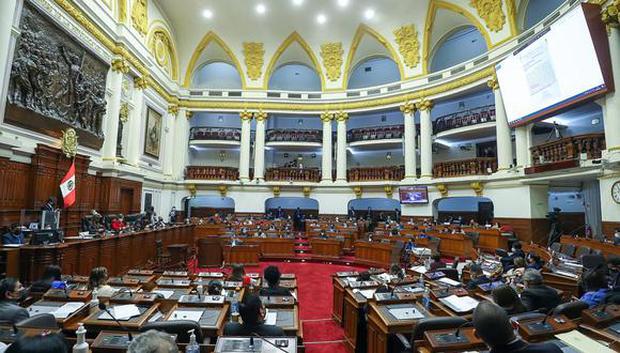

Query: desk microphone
(541, 307), (555, 326)
(389, 270), (405, 299)
(98, 302), (133, 341)
(115, 287), (134, 298)
(251, 332), (289, 353)
(453, 321), (471, 338)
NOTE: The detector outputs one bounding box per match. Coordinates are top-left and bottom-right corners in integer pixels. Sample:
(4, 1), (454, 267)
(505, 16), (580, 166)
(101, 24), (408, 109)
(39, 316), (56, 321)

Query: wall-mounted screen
(496, 3), (613, 128)
(399, 186), (429, 204)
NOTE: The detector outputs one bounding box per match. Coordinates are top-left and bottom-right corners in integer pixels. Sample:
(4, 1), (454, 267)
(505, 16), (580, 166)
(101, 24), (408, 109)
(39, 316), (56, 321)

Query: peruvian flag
(59, 161), (76, 208)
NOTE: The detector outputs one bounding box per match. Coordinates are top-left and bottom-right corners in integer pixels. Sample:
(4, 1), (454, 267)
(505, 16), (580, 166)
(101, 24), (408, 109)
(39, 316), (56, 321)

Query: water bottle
(231, 293), (239, 322)
(186, 329), (199, 353)
(72, 323), (88, 353)
(418, 273), (424, 287)
(422, 286), (431, 310)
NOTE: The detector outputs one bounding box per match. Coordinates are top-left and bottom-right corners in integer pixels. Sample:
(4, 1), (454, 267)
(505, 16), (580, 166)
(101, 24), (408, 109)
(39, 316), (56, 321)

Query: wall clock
(613, 181), (620, 204)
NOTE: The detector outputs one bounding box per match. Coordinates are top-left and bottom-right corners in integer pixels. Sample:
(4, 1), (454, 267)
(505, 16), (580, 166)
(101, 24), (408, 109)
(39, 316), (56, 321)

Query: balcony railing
(189, 127), (241, 141)
(265, 167), (321, 182)
(348, 125), (404, 143)
(266, 129), (322, 143)
(433, 158), (497, 178)
(433, 106), (496, 134)
(347, 166), (405, 182)
(531, 133), (606, 166)
(185, 166), (239, 180)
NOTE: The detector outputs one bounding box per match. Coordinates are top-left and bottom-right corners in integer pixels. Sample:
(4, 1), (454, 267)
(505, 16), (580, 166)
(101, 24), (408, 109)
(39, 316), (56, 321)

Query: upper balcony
(265, 129), (322, 149)
(347, 125), (405, 149)
(433, 105), (496, 138)
(189, 127), (241, 147)
(526, 133), (606, 175)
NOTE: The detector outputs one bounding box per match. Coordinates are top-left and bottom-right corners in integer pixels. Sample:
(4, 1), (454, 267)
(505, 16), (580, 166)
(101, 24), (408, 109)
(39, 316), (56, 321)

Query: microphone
(98, 302), (133, 341)
(453, 321), (471, 338)
(541, 307), (555, 326)
(251, 333), (289, 353)
(389, 269), (406, 299)
(113, 287), (134, 299)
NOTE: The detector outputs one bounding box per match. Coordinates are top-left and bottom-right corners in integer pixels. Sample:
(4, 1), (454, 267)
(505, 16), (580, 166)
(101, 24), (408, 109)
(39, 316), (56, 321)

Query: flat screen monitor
(399, 186), (429, 204)
(495, 3), (613, 128)
(30, 230), (62, 245)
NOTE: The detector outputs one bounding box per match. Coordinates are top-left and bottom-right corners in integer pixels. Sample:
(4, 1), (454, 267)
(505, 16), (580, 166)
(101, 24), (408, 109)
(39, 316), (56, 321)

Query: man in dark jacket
(0, 278), (28, 324)
(223, 294), (285, 336)
(520, 269), (561, 312)
(259, 266), (292, 297)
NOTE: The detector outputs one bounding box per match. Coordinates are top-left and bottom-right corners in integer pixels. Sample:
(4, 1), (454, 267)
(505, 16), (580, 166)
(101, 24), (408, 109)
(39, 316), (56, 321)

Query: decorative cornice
(437, 184), (448, 197)
(384, 185), (394, 198)
(335, 111), (349, 122)
(353, 186), (362, 198)
(471, 181), (484, 196)
(272, 186), (281, 197)
(111, 58), (129, 73)
(320, 111), (333, 123)
(320, 42), (344, 82)
(602, 1), (620, 28)
(242, 42), (265, 81)
(487, 75), (499, 90)
(185, 110), (193, 119)
(218, 185), (228, 197)
(255, 110), (268, 122)
(469, 0), (506, 33)
(400, 101), (416, 115)
(134, 75), (149, 90)
(416, 98), (434, 112)
(393, 24), (421, 69)
(240, 110), (253, 121)
(119, 102), (130, 123)
(303, 186), (311, 198)
(167, 104), (179, 115)
(131, 0), (148, 36)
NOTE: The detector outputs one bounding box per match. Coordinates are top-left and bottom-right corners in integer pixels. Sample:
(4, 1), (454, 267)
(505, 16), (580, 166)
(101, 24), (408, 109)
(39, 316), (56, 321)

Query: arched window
(268, 63), (321, 91)
(430, 26), (487, 73)
(522, 0), (565, 31)
(191, 61), (242, 89)
(347, 57), (400, 89)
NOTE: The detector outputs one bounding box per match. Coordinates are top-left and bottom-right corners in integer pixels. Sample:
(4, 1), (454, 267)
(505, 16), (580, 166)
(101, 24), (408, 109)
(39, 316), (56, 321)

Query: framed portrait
(144, 107), (162, 158)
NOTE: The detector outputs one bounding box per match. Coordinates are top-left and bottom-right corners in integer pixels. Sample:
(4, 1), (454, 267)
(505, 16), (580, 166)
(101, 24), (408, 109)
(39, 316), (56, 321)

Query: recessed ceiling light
(292, 0), (304, 6)
(202, 9), (213, 19)
(337, 0), (349, 7)
(255, 3), (266, 14)
(316, 13), (327, 24)
(364, 8), (375, 19)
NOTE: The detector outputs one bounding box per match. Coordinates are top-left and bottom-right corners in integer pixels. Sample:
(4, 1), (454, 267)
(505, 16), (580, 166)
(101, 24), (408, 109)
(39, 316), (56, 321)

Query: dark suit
(223, 322), (285, 336)
(259, 286), (292, 297)
(521, 285), (561, 312)
(490, 338), (562, 353)
(466, 275), (490, 290)
(0, 301), (29, 324)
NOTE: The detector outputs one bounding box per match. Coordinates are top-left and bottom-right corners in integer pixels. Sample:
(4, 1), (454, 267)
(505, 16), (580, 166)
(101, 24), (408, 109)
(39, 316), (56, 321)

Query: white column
(515, 124), (533, 168)
(173, 108), (190, 180)
(125, 76), (146, 166)
(320, 112), (333, 183)
(603, 25), (620, 156)
(101, 59), (127, 161)
(489, 77), (514, 171)
(162, 105), (177, 177)
(417, 99), (434, 178)
(253, 111), (267, 181)
(401, 102), (417, 180)
(239, 111), (253, 182)
(335, 111), (348, 182)
(0, 0), (23, 123)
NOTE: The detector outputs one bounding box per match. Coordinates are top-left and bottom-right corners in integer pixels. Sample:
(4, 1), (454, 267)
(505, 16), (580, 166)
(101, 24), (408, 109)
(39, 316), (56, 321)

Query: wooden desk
(332, 277), (347, 324)
(366, 302), (434, 353)
(164, 304), (229, 338)
(560, 236), (620, 257)
(516, 315), (577, 342)
(197, 237), (223, 267)
(421, 327), (486, 353)
(469, 228), (508, 252)
(83, 303), (160, 333)
(155, 277), (193, 288)
(310, 238), (343, 259)
(343, 287), (376, 353)
(354, 241), (399, 268)
(265, 307), (301, 338)
(25, 300), (90, 327)
(223, 244), (260, 266)
(245, 238), (295, 257)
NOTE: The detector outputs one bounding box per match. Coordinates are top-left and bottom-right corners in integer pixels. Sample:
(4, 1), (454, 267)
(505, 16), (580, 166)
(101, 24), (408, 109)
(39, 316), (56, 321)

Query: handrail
(348, 125), (405, 143)
(185, 166), (239, 180)
(265, 129), (322, 143)
(530, 133), (606, 166)
(189, 127), (241, 141)
(433, 105), (496, 134)
(265, 167), (321, 182)
(433, 157), (497, 178)
(347, 166), (405, 182)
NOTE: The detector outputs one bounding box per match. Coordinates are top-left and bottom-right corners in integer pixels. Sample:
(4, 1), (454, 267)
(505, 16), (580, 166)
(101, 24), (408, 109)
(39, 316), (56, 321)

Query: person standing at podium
(223, 294), (285, 336)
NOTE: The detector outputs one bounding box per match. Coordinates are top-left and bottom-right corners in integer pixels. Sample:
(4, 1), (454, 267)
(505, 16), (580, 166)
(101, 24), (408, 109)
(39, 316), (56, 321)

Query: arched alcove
(187, 196), (235, 218)
(347, 56), (401, 89)
(430, 26), (487, 72)
(268, 63), (321, 91)
(265, 197), (319, 218)
(191, 61), (243, 89)
(521, 0), (565, 31)
(432, 197), (494, 224)
(348, 198), (401, 220)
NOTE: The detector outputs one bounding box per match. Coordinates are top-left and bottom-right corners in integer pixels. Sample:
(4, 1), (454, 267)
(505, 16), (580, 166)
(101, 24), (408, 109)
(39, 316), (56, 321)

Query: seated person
(580, 268), (610, 308)
(2, 224), (25, 245)
(127, 329), (178, 353)
(6, 332), (69, 353)
(207, 280), (223, 295)
(30, 264), (63, 294)
(389, 263), (404, 278)
(501, 242), (525, 269)
(319, 229), (328, 239)
(526, 254), (543, 270)
(608, 256), (620, 290)
(473, 301), (561, 353)
(259, 266), (292, 296)
(520, 269), (561, 312)
(492, 285), (527, 316)
(88, 266), (116, 297)
(466, 263), (490, 290)
(111, 214), (126, 232)
(404, 239), (415, 252)
(429, 253), (447, 272)
(505, 257), (526, 277)
(228, 263), (251, 286)
(357, 271), (371, 282)
(223, 294), (285, 336)
(0, 278), (29, 324)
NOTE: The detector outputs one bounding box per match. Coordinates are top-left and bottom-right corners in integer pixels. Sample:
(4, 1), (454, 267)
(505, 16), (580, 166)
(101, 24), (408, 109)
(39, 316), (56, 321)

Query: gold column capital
(167, 104), (179, 115)
(185, 110), (194, 120)
(487, 75), (499, 90)
(134, 75), (149, 90)
(272, 186), (281, 197)
(240, 110), (253, 121)
(602, 1), (620, 28)
(353, 186), (362, 198)
(111, 58), (129, 74)
(218, 185), (228, 197)
(416, 98), (434, 112)
(255, 110), (269, 122)
(320, 111), (333, 123)
(400, 101), (416, 115)
(302, 186), (311, 198)
(335, 111), (349, 122)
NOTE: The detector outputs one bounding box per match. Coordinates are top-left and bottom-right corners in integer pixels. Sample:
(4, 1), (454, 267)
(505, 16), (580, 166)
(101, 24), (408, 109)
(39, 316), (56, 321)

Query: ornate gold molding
(384, 185), (394, 199)
(302, 186), (311, 198)
(470, 181), (484, 196)
(320, 111), (333, 123)
(185, 110), (193, 119)
(335, 111), (349, 122)
(437, 184), (448, 197)
(167, 104), (179, 115)
(393, 24), (420, 69)
(119, 102), (130, 123)
(353, 186), (362, 199)
(320, 42), (344, 82)
(243, 42), (265, 81)
(218, 185), (228, 197)
(602, 1), (620, 28)
(416, 98), (434, 112)
(187, 184), (197, 197)
(400, 101), (416, 115)
(61, 128), (78, 158)
(240, 110), (253, 121)
(147, 26), (178, 80)
(273, 186), (281, 197)
(111, 58), (130, 73)
(134, 75), (149, 90)
(469, 0), (506, 33)
(487, 75), (499, 90)
(117, 0), (127, 23)
(255, 110), (268, 122)
(130, 0), (148, 36)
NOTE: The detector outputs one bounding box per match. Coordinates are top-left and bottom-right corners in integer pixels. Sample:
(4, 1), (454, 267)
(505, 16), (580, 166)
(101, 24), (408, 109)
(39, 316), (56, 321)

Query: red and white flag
(59, 161), (76, 208)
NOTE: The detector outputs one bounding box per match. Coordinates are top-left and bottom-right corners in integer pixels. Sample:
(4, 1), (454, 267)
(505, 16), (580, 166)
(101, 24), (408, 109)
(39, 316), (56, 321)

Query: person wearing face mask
(0, 278), (29, 324)
(2, 224), (25, 245)
(223, 294), (285, 336)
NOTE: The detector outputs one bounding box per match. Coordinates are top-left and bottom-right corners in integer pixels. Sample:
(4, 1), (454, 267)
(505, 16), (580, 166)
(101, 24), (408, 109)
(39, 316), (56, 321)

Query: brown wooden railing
(347, 166), (405, 182)
(433, 158), (497, 178)
(348, 125), (405, 143)
(266, 129), (322, 143)
(190, 127), (241, 141)
(531, 133), (606, 166)
(265, 167), (321, 182)
(433, 105), (496, 134)
(185, 166), (239, 180)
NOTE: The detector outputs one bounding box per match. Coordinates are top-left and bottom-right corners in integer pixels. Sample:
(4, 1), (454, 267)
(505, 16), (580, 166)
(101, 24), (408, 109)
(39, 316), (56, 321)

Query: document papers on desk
(152, 290), (174, 299)
(410, 265), (427, 274)
(555, 331), (616, 353)
(53, 302), (83, 319)
(353, 288), (376, 299)
(437, 277), (461, 287)
(265, 311), (278, 325)
(169, 309), (203, 322)
(388, 307), (424, 320)
(439, 295), (479, 313)
(100, 304), (141, 321)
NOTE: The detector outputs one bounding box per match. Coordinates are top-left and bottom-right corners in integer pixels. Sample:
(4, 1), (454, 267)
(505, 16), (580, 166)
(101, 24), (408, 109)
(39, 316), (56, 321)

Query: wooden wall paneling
(116, 236), (132, 274)
(78, 241), (100, 275)
(0, 158), (32, 226)
(494, 217), (550, 245)
(603, 222), (620, 238)
(61, 244), (79, 275)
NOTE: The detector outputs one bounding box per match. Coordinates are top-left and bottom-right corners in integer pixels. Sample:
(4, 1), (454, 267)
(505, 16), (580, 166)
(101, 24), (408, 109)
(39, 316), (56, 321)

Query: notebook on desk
(439, 295), (479, 313)
(168, 309), (204, 322)
(99, 304), (141, 321)
(388, 307), (424, 320)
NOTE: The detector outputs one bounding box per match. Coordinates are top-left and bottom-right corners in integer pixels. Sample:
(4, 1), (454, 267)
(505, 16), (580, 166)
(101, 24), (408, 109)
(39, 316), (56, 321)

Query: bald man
(473, 301), (561, 353)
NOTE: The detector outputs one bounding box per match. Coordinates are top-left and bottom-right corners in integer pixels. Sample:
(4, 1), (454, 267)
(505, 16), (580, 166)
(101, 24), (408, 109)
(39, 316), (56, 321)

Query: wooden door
(120, 188), (133, 215)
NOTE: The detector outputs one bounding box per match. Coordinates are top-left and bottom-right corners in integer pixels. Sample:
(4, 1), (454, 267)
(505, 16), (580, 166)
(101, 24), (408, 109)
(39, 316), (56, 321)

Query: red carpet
(200, 261), (366, 353)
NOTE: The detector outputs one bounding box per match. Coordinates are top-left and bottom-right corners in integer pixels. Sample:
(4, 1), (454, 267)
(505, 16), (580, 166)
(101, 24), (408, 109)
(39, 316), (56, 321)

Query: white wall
(600, 174), (620, 223)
